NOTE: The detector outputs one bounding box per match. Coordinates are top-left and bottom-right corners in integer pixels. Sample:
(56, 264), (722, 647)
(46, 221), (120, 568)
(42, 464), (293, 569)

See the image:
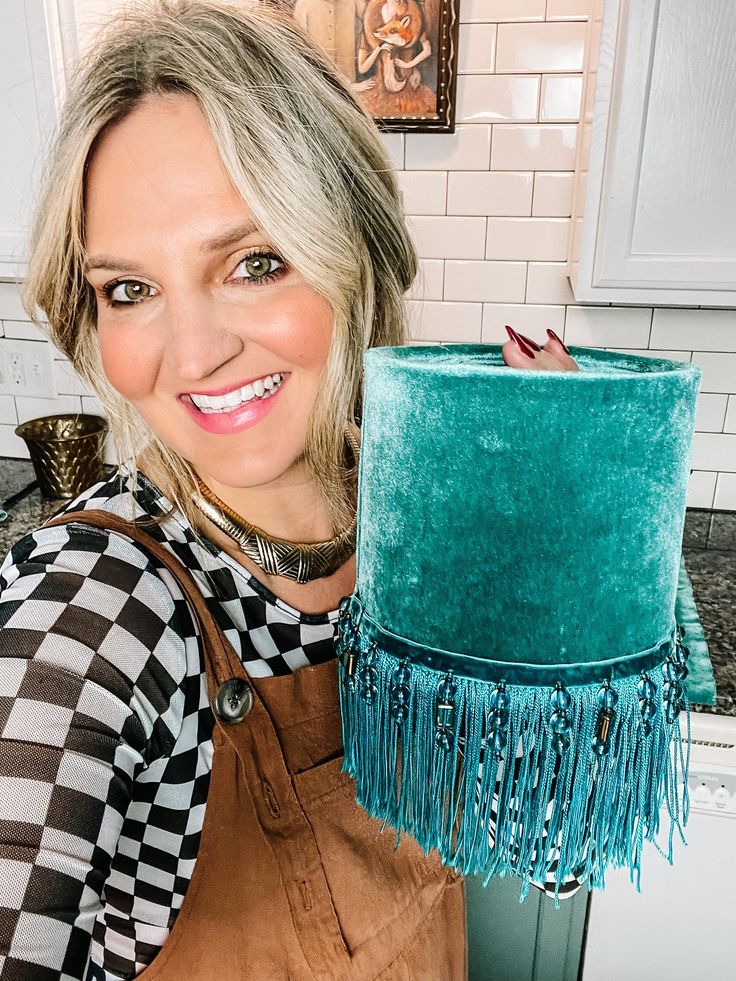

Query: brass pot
(15, 413), (109, 499)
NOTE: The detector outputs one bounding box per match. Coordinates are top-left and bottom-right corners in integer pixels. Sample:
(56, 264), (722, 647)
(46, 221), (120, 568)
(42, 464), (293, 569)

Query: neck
(134, 447), (355, 545)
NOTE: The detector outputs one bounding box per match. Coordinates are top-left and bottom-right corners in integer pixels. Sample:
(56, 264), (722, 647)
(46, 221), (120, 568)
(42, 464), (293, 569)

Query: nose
(163, 292), (244, 384)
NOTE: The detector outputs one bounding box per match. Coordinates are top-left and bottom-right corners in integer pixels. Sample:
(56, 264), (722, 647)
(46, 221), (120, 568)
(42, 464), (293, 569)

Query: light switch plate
(0, 338), (55, 397)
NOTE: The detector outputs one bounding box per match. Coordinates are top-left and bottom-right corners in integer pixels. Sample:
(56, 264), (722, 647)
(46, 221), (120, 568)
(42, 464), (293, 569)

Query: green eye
(243, 255), (272, 277)
(231, 250), (287, 286)
(102, 279), (155, 307)
(122, 282), (151, 301)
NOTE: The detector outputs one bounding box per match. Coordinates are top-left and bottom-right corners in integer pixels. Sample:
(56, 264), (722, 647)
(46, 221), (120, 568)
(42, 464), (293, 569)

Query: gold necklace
(192, 426), (359, 583)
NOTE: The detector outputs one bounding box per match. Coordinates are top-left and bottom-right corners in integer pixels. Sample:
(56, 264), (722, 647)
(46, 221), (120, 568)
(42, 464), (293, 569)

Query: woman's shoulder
(2, 463), (189, 572)
(0, 465), (197, 706)
(0, 465), (198, 762)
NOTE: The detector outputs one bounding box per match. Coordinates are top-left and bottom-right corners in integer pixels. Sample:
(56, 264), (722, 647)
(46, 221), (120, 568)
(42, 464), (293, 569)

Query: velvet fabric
(675, 555), (717, 704)
(335, 344), (703, 903)
(354, 344), (700, 672)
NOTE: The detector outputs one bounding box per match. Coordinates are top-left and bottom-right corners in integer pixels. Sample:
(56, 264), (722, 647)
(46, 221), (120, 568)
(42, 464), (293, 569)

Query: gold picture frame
(269, 0), (460, 132)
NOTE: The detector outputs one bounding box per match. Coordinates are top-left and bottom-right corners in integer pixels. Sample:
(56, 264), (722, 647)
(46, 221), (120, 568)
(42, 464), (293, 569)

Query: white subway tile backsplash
(546, 0), (590, 21)
(565, 306), (653, 347)
(380, 132), (404, 170)
(458, 23), (496, 73)
(457, 75), (540, 123)
(53, 360), (94, 398)
(407, 216), (486, 259)
(486, 217), (569, 261)
(0, 283), (28, 321)
(651, 308), (736, 352)
(406, 300), (482, 342)
(0, 424), (28, 458)
(496, 23), (587, 74)
(691, 352), (736, 394)
(447, 171), (533, 216)
(714, 473), (736, 510)
(481, 303), (566, 341)
(408, 259), (445, 302)
(81, 396), (107, 416)
(526, 262), (576, 303)
(2, 320), (48, 342)
(444, 260), (527, 303)
(460, 0), (546, 23)
(725, 396), (736, 433)
(0, 395), (17, 425)
(490, 124), (577, 169)
(405, 125), (491, 170)
(15, 395), (82, 425)
(606, 349), (693, 363)
(691, 433), (736, 473)
(687, 471), (716, 509)
(532, 172), (575, 216)
(539, 75), (583, 122)
(397, 171), (448, 215)
(695, 394), (729, 433)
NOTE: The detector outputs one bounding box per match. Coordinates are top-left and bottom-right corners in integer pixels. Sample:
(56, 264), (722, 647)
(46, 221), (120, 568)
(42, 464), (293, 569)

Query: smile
(187, 372), (285, 413)
(179, 372), (288, 435)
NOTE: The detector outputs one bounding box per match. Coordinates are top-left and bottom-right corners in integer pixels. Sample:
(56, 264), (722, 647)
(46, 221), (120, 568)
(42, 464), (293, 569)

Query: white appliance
(581, 710), (736, 980)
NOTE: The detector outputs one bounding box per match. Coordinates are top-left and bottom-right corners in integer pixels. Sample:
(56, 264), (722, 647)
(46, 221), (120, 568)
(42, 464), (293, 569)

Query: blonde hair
(22, 0), (418, 540)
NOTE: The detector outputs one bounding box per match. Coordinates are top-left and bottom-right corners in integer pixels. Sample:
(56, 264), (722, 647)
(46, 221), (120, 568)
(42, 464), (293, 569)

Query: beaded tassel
(337, 607), (692, 908)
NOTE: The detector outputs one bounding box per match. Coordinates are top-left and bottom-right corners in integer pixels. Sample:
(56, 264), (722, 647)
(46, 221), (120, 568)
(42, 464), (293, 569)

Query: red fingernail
(517, 331), (542, 352)
(546, 328), (570, 354)
(505, 325), (536, 358)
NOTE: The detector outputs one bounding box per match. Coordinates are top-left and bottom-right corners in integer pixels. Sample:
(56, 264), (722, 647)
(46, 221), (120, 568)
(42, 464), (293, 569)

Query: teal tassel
(337, 603), (692, 909)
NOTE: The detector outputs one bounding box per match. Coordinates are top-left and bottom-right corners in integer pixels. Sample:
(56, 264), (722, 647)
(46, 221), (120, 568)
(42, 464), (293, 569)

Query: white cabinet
(0, 1), (77, 281)
(568, 0), (736, 306)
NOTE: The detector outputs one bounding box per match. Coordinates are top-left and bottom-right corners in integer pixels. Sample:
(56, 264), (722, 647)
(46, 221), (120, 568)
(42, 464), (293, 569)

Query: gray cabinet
(466, 874), (588, 981)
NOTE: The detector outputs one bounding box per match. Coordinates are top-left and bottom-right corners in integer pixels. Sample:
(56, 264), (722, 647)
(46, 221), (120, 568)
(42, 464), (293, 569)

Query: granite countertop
(1, 457), (734, 716)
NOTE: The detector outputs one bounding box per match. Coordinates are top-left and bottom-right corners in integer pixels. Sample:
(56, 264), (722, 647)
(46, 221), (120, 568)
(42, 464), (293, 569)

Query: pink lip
(179, 375), (287, 434)
(180, 372), (287, 398)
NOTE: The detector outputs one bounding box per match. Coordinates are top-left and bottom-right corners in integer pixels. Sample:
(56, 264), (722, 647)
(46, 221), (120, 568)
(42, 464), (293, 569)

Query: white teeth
(189, 372), (283, 413)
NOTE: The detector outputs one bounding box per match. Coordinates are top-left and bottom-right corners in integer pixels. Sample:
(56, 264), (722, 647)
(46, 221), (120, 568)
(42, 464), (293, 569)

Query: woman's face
(83, 92), (334, 495)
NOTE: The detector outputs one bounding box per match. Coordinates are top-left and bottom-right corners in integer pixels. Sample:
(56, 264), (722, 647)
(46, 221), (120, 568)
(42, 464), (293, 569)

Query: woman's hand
(502, 325), (580, 372)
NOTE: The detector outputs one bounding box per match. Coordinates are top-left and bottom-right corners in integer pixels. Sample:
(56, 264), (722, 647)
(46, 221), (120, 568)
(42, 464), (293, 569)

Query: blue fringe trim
(336, 599), (692, 908)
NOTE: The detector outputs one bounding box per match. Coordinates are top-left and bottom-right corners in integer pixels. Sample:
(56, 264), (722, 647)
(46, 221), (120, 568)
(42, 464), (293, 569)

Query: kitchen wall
(1, 0), (734, 510)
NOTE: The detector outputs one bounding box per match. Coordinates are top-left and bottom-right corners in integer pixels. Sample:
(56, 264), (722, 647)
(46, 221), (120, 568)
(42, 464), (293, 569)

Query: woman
(0, 1), (581, 978)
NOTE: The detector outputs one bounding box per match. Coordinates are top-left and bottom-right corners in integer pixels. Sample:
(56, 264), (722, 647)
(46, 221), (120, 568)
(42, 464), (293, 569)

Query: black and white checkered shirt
(0, 465), (581, 980)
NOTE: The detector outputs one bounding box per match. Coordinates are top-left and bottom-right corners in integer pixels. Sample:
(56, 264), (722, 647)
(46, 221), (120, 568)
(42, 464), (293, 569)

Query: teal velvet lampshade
(336, 344), (702, 904)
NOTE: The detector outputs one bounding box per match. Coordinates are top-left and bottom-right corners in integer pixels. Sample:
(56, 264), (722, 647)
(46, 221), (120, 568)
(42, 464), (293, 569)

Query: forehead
(83, 93), (250, 248)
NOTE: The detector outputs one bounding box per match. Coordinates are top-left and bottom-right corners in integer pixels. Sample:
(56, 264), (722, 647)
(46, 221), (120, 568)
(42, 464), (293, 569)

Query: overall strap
(43, 509), (246, 706)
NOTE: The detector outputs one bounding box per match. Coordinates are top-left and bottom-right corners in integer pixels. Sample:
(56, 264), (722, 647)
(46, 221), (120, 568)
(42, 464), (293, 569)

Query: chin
(196, 452), (300, 490)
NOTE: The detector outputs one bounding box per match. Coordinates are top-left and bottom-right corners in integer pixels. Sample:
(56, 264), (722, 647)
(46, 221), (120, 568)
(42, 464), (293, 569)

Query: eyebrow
(83, 219), (262, 275)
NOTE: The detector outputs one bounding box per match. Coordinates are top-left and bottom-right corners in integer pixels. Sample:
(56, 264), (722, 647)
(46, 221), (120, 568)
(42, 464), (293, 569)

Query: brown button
(213, 678), (253, 723)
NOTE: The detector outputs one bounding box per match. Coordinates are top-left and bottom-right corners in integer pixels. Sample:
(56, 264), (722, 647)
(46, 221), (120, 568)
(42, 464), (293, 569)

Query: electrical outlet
(0, 338), (55, 397)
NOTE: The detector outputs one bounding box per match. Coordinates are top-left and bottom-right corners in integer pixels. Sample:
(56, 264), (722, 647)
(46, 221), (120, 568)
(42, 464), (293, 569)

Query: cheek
(267, 288), (334, 367)
(98, 328), (158, 401)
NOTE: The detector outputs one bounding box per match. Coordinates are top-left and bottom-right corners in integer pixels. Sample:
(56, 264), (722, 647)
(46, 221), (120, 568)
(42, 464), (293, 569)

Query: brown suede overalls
(45, 510), (468, 981)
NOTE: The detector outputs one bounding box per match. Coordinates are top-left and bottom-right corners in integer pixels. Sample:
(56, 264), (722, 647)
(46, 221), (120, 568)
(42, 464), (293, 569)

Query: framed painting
(271, 0), (460, 132)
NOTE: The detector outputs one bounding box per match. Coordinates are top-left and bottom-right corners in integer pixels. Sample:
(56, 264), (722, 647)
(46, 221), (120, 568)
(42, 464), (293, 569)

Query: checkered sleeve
(0, 522), (187, 980)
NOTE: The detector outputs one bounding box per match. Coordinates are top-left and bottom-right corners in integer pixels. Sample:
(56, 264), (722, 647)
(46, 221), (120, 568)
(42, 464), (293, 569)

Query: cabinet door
(569, 0), (736, 305)
(0, 0), (72, 280)
(466, 874), (588, 981)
